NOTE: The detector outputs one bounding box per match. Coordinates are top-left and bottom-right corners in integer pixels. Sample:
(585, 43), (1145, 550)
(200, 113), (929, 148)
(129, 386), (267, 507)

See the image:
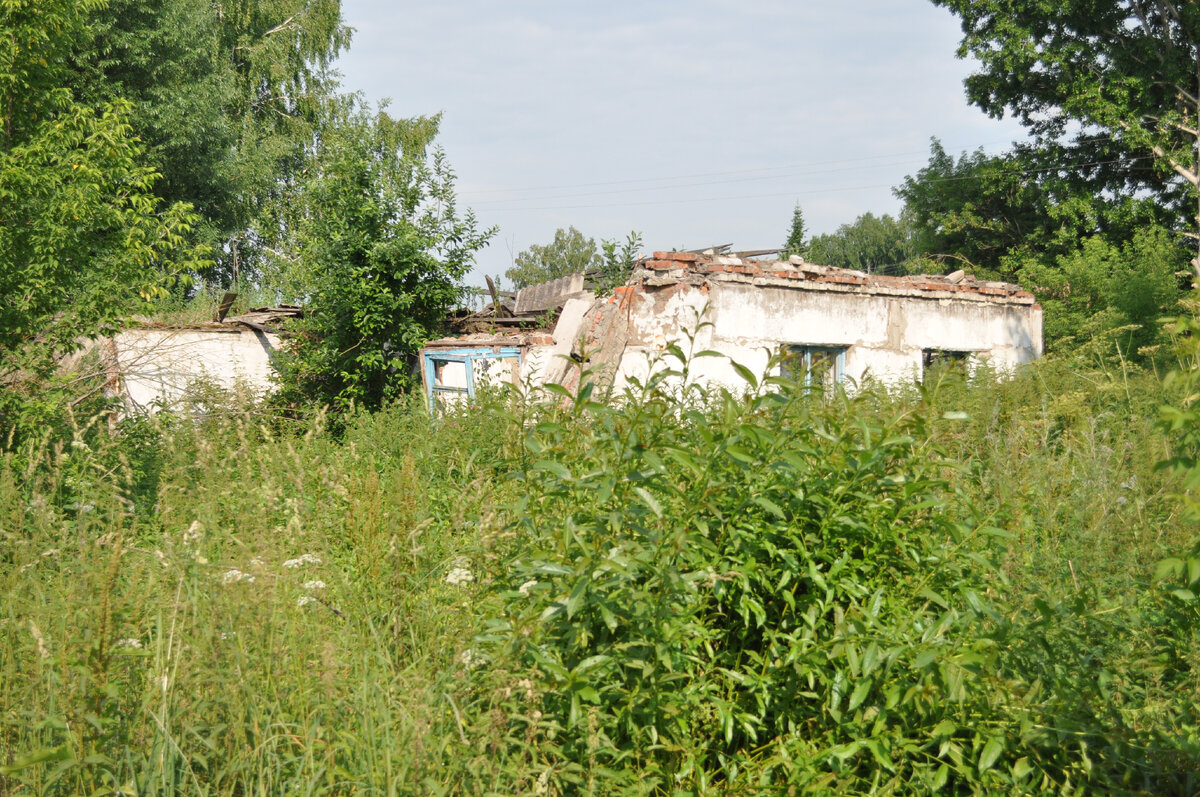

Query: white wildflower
(116, 638), (143, 649)
(458, 648), (485, 669)
(533, 769), (550, 796)
(249, 556), (265, 569)
(282, 553), (322, 569)
(445, 567), (474, 586)
(518, 579), (538, 596)
(219, 631), (235, 640)
(297, 595), (317, 607)
(70, 440), (90, 451)
(302, 580), (326, 591)
(221, 568), (255, 585)
(182, 520), (202, 546)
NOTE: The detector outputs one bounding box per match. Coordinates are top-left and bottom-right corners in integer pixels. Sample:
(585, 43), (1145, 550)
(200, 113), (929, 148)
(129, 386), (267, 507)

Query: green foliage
(1015, 226), (1187, 355)
(890, 138), (1186, 352)
(481, 356), (994, 790)
(595, 230), (643, 294)
(54, 0), (351, 285)
(461, 349), (1199, 793)
(0, 394), (516, 794)
(0, 102), (201, 351)
(807, 212), (916, 274)
(783, 203), (807, 258)
(0, 0), (209, 444)
(506, 226), (603, 290)
(895, 139), (1049, 279)
(270, 102), (493, 416)
(932, 0), (1200, 268)
(2, 346), (1199, 793)
(65, 0), (239, 252)
(212, 0), (351, 283)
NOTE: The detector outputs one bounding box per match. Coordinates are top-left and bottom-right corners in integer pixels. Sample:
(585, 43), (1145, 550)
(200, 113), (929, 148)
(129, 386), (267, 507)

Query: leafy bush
(3, 337), (1199, 794)
(270, 103), (493, 418)
(458, 348), (1200, 794)
(469, 358), (982, 791)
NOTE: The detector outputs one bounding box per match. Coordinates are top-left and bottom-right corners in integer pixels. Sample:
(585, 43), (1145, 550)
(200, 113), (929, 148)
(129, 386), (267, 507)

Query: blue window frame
(782, 345), (847, 389)
(422, 347), (521, 412)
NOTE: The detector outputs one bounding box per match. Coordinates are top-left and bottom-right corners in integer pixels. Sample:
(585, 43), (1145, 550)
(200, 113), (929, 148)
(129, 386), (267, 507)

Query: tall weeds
(1, 348), (1197, 794)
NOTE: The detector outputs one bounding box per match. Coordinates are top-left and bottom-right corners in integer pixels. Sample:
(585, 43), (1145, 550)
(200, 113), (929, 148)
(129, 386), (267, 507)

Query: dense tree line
(0, 0), (490, 441)
(790, 1), (1199, 356)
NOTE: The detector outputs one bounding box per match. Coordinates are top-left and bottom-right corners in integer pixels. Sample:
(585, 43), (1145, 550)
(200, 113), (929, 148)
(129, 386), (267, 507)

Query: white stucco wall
(112, 327), (279, 412)
(601, 280), (1042, 395)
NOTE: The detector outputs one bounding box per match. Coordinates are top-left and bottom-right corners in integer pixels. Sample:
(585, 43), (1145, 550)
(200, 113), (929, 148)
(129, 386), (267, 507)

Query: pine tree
(783, 204), (807, 258)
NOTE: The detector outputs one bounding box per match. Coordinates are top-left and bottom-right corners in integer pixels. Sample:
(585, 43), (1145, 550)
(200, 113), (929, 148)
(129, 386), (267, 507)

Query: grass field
(2, 347), (1198, 795)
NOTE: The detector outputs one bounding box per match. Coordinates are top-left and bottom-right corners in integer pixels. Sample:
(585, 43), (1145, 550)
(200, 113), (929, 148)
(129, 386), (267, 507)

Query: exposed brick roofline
(638, 251), (1037, 305)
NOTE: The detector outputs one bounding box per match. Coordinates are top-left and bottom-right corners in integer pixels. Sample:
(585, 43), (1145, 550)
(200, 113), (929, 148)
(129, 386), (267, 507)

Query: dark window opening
(922, 349), (972, 381)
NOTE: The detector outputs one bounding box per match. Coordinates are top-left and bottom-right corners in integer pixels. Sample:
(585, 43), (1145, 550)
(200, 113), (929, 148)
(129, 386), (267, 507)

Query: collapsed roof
(637, 251), (1037, 306)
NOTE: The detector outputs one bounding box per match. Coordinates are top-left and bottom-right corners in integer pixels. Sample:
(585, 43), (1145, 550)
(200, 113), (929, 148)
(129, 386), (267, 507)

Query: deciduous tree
(806, 213), (916, 274)
(270, 102), (493, 415)
(932, 0), (1200, 275)
(505, 226), (602, 290)
(895, 139), (1049, 279)
(0, 0), (208, 439)
(63, 0), (351, 285)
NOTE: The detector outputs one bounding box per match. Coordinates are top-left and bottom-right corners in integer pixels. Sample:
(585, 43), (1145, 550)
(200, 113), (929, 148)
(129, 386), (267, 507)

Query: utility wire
(467, 157), (934, 206)
(458, 149), (970, 197)
(457, 132), (1128, 202)
(473, 154), (1155, 213)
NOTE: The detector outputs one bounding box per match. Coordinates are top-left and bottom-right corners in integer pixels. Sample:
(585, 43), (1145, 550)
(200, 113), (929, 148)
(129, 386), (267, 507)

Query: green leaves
(0, 744), (73, 775)
(806, 211), (916, 275)
(479, 350), (1034, 787)
(505, 226), (602, 290)
(271, 100), (494, 416)
(933, 0), (1200, 270)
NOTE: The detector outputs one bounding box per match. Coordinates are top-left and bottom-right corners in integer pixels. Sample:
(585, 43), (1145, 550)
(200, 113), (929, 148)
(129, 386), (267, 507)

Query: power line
(471, 154), (1154, 213)
(457, 139), (1022, 198)
(457, 132), (1128, 203)
(466, 157), (933, 207)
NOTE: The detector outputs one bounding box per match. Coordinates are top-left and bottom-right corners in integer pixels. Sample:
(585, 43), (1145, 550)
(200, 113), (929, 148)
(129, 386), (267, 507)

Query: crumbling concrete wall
(425, 251), (1045, 406)
(111, 327), (279, 412)
(543, 251), (1043, 396)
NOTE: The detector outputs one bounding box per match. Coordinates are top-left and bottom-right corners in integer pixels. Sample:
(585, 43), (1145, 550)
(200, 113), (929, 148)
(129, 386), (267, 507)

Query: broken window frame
(781, 345), (847, 391)
(422, 347), (522, 413)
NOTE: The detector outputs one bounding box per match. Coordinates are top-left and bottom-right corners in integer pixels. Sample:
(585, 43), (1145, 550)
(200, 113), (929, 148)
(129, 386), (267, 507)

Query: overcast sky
(333, 1), (1027, 286)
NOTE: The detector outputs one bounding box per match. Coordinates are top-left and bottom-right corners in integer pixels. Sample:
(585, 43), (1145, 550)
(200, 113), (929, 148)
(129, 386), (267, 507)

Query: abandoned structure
(420, 250), (1043, 404)
(95, 306), (300, 414)
(87, 251), (1042, 413)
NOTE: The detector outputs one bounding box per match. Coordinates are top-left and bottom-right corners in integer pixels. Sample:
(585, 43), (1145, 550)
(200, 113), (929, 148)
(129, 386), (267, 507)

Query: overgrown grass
(1, 349), (1197, 794)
